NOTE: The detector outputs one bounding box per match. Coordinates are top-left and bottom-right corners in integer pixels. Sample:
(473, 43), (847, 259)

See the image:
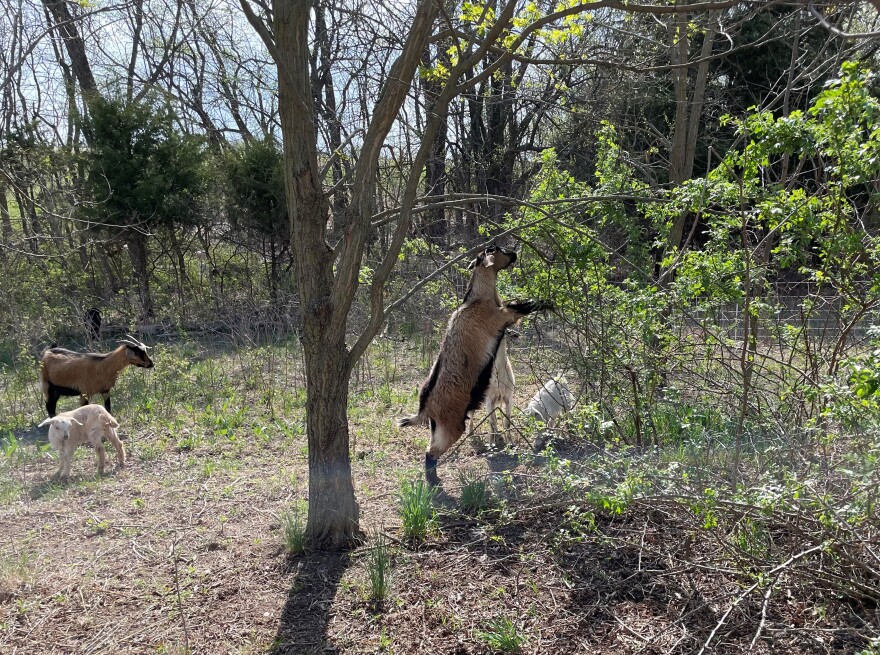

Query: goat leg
(425, 453), (440, 486)
(95, 443), (106, 475)
(61, 441), (76, 479)
(107, 428), (126, 469)
(46, 386), (60, 418)
(504, 299), (554, 316)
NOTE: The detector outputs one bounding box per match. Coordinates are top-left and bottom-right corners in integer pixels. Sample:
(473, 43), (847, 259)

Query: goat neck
(463, 266), (500, 304)
(105, 345), (132, 381)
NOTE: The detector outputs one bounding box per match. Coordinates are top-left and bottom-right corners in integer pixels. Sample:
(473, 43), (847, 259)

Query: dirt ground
(0, 351), (876, 655)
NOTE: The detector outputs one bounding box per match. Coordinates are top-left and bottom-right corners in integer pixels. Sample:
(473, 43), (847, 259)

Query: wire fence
(685, 286), (880, 346)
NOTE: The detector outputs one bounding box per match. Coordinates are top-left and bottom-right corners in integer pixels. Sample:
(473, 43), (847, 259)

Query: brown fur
(38, 404), (125, 479)
(40, 342), (153, 417)
(398, 246), (552, 475)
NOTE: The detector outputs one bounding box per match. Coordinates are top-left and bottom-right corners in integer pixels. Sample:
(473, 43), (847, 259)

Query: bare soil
(0, 357), (875, 655)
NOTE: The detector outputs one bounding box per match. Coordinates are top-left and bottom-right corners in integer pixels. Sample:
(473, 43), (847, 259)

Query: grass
(0, 551), (33, 596)
(398, 478), (437, 544)
(366, 533), (391, 603)
(281, 501), (307, 555)
(458, 467), (492, 515)
(474, 617), (526, 653)
(0, 336), (878, 654)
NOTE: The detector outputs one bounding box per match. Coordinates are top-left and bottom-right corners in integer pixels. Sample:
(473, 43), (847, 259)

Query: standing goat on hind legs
(397, 246), (553, 485)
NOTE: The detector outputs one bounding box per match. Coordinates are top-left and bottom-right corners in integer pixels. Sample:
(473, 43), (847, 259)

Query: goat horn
(120, 334), (151, 350)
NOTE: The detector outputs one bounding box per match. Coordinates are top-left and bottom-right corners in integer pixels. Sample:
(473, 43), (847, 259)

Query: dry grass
(0, 339), (877, 655)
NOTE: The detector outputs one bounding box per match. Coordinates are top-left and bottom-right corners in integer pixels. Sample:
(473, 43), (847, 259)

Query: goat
(85, 307), (102, 342)
(40, 335), (154, 417)
(470, 328), (517, 452)
(468, 249), (518, 451)
(526, 377), (575, 429)
(486, 334), (515, 447)
(471, 250), (525, 450)
(38, 404), (125, 479)
(397, 245), (553, 484)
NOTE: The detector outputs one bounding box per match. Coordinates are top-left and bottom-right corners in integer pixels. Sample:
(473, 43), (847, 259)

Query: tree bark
(42, 1), (98, 96)
(665, 4), (716, 262)
(274, 0), (360, 549)
(127, 229), (155, 321)
(421, 42), (449, 246)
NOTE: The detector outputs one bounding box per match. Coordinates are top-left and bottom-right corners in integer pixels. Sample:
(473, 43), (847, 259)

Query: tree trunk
(303, 325), (359, 546)
(269, 236), (280, 305)
(484, 53), (515, 223)
(668, 3), (690, 189)
(42, 0), (98, 96)
(0, 186), (11, 239)
(275, 0), (361, 549)
(421, 42), (449, 246)
(168, 226), (188, 321)
(312, 1), (347, 237)
(128, 229), (155, 321)
(664, 4), (715, 265)
(264, 0), (438, 549)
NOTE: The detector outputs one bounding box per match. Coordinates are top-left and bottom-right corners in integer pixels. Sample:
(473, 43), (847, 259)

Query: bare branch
(807, 1), (880, 38)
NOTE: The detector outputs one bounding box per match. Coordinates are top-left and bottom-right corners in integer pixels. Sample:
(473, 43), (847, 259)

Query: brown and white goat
(38, 404), (125, 479)
(397, 246), (552, 484)
(463, 248), (517, 450)
(40, 336), (154, 417)
(470, 327), (519, 452)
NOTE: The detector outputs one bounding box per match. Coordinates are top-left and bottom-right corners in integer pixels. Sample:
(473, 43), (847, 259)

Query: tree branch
(239, 0), (304, 104)
(808, 1), (880, 38)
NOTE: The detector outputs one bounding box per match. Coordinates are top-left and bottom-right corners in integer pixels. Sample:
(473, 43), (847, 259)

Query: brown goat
(40, 336), (154, 417)
(397, 246), (552, 484)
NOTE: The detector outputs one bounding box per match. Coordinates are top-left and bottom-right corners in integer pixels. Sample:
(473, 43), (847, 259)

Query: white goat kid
(526, 377), (574, 429)
(39, 405), (126, 479)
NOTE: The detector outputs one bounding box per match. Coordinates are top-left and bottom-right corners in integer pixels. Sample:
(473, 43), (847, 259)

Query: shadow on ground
(269, 552), (352, 655)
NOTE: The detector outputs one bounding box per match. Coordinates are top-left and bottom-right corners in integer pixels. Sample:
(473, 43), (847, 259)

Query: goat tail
(396, 414), (423, 428)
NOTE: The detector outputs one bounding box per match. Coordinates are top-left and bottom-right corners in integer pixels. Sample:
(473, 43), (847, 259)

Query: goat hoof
(488, 437), (505, 451)
(425, 453), (440, 486)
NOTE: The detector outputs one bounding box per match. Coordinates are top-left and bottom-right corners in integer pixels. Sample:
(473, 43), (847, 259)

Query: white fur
(485, 336), (515, 446)
(38, 405), (125, 479)
(525, 378), (574, 428)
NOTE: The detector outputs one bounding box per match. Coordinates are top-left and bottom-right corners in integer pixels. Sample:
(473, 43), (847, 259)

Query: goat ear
(38, 418), (55, 428)
(467, 254), (483, 270)
(70, 418), (83, 426)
